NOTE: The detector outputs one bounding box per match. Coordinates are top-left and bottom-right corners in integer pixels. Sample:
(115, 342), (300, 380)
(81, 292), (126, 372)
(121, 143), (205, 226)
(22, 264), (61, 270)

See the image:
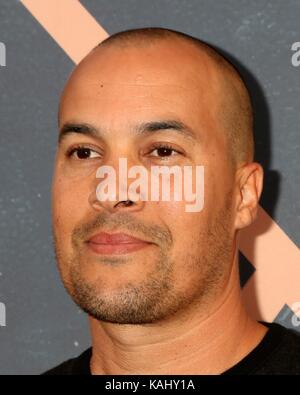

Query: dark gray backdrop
(0, 0), (299, 374)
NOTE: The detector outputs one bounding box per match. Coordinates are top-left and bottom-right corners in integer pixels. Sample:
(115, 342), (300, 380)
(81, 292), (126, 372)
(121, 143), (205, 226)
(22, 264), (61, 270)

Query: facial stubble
(53, 196), (233, 325)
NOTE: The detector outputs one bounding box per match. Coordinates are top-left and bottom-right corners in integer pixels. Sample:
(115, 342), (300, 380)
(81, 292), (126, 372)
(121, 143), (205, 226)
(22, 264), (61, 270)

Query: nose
(88, 158), (146, 214)
(89, 191), (144, 213)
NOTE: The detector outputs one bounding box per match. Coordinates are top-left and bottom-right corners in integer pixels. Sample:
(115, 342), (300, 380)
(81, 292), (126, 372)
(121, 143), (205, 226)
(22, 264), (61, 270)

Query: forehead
(59, 41), (222, 135)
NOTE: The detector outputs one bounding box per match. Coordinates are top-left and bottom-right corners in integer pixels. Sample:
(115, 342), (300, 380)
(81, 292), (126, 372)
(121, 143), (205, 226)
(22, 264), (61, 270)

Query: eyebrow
(58, 119), (198, 144)
(136, 120), (197, 141)
(58, 123), (99, 144)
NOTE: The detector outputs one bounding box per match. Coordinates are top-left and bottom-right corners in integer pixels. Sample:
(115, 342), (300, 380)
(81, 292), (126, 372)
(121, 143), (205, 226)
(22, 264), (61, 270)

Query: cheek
(153, 199), (206, 248)
(152, 201), (208, 289)
(52, 171), (90, 238)
(205, 135), (235, 199)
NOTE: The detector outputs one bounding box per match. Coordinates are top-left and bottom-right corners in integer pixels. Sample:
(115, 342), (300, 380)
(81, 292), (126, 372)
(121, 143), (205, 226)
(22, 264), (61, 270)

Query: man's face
(52, 40), (237, 324)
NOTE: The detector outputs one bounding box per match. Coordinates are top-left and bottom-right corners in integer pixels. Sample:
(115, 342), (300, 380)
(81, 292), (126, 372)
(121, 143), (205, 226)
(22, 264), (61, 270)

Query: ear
(234, 162), (264, 230)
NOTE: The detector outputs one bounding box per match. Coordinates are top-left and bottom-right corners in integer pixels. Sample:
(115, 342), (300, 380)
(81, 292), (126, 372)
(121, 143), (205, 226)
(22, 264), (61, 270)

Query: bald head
(59, 27), (254, 166)
(94, 28), (254, 165)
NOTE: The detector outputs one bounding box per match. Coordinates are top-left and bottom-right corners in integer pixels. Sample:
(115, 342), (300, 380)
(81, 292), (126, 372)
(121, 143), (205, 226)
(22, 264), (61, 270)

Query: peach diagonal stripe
(240, 206), (300, 321)
(20, 0), (300, 322)
(21, 0), (108, 63)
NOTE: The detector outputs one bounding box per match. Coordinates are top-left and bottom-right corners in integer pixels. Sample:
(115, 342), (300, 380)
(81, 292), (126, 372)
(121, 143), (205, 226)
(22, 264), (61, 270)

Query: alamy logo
(279, 302), (300, 328)
(95, 158), (204, 212)
(291, 42), (300, 67)
(0, 42), (6, 67)
(0, 302), (6, 327)
(291, 302), (300, 327)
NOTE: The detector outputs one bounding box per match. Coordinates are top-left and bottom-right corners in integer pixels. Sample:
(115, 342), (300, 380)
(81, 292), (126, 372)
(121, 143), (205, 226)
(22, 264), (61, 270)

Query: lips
(88, 232), (147, 245)
(86, 232), (152, 255)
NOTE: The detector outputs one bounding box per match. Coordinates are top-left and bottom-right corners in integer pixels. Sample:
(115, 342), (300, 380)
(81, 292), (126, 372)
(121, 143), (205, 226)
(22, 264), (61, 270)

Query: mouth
(85, 232), (153, 255)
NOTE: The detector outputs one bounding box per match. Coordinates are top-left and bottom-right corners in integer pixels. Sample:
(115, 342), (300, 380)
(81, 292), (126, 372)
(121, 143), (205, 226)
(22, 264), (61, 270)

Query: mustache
(71, 212), (173, 248)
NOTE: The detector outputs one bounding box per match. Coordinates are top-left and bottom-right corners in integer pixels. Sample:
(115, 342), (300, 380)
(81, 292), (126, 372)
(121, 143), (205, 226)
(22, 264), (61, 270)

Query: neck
(89, 251), (267, 375)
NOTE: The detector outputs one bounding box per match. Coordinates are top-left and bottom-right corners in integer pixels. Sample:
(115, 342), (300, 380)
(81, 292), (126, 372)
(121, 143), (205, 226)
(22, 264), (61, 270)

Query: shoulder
(257, 322), (300, 374)
(42, 347), (92, 375)
(223, 322), (300, 375)
(42, 358), (76, 375)
(266, 321), (300, 350)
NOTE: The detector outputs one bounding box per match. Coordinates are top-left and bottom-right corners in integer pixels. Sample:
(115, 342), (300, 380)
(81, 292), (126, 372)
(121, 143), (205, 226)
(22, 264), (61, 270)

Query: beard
(53, 196), (233, 325)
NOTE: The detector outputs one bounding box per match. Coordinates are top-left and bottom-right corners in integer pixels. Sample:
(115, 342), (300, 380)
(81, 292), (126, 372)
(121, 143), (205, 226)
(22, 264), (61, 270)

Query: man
(45, 27), (300, 375)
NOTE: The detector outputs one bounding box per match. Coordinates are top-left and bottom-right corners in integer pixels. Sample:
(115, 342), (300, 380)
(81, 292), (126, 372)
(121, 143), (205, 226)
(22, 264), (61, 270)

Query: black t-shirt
(43, 322), (300, 375)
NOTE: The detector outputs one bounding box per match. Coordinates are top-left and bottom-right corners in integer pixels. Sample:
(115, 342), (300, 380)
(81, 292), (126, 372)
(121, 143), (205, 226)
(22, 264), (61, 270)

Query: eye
(67, 146), (101, 160)
(149, 144), (182, 158)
